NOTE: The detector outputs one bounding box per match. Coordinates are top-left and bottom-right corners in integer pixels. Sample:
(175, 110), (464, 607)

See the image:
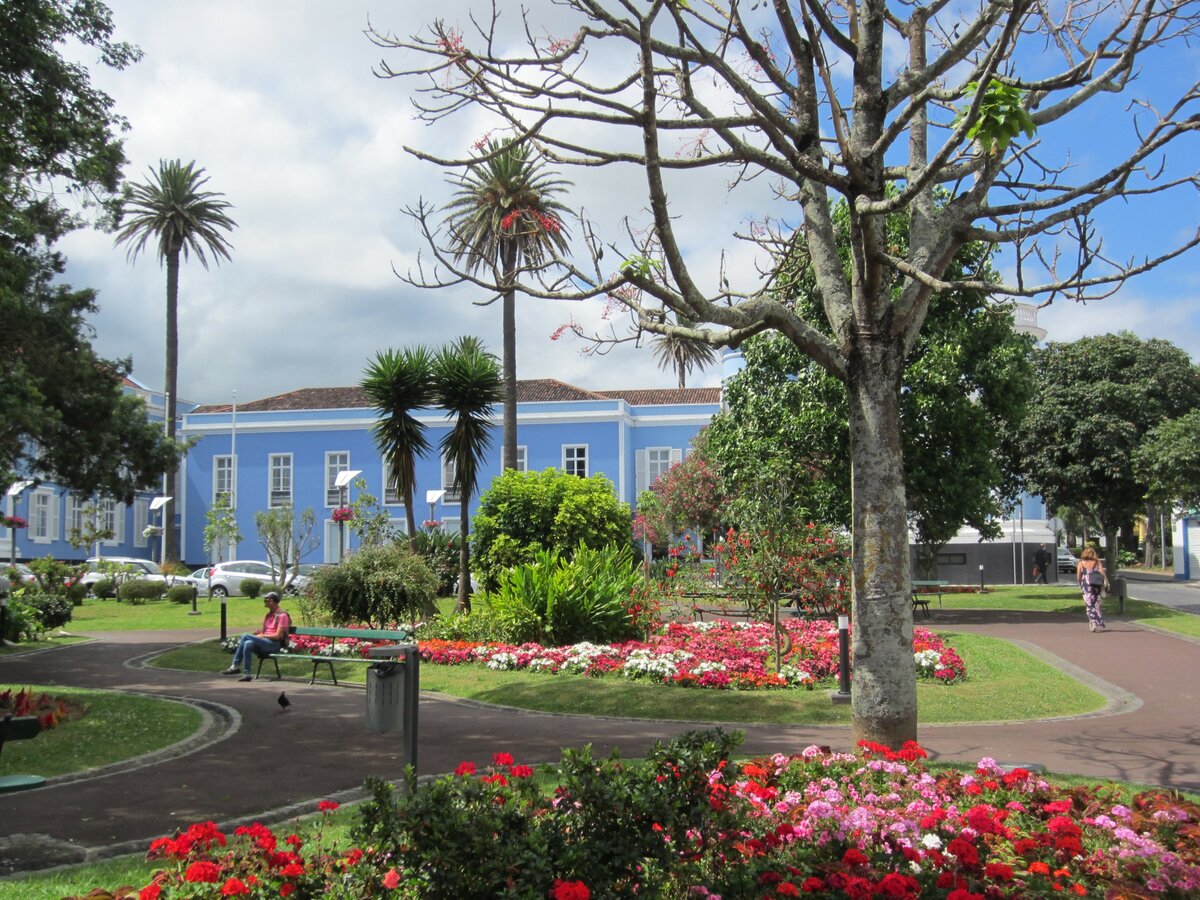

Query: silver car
(204, 560), (309, 598)
(78, 557), (168, 592)
(1057, 547), (1078, 574)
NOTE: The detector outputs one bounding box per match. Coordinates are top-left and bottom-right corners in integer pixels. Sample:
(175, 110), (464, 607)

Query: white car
(1057, 547), (1079, 574)
(78, 557), (169, 592)
(204, 560), (309, 598)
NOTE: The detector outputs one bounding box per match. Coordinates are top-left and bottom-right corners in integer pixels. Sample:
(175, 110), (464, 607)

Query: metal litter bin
(366, 659), (406, 734)
(1108, 575), (1127, 615)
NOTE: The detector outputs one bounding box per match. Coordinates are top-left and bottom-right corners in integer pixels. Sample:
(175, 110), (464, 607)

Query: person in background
(222, 591), (291, 681)
(1076, 547), (1107, 633)
(1033, 544), (1051, 585)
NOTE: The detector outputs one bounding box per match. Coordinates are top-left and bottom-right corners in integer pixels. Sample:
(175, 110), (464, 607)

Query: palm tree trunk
(164, 248), (181, 566)
(501, 245), (519, 471)
(455, 502), (472, 613)
(404, 484), (418, 549)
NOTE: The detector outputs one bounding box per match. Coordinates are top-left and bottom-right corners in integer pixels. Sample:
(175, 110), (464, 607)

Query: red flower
(317, 800), (339, 812)
(493, 752), (515, 767)
(1028, 861), (1051, 876)
(842, 847), (869, 866)
(551, 879), (591, 900)
(280, 885), (296, 897)
(947, 837), (979, 867)
(510, 764), (535, 779)
(455, 761), (476, 776)
(800, 877), (825, 892)
(139, 886), (162, 900)
(382, 867), (401, 889)
(221, 878), (251, 896)
(776, 883), (801, 897)
(984, 862), (1014, 881)
(183, 861), (222, 883)
(280, 863), (304, 877)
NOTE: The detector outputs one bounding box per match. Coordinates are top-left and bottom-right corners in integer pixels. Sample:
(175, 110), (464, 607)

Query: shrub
(92, 578), (116, 600)
(120, 580), (166, 602)
(487, 542), (641, 645)
(65, 582), (86, 605)
(309, 542), (438, 627)
(27, 556), (79, 597)
(240, 579), (262, 599)
(1, 600), (42, 642)
(20, 592), (74, 630)
(410, 527), (461, 595)
(472, 468), (632, 592)
(352, 728), (742, 897)
(416, 607), (504, 642)
(166, 584), (196, 604)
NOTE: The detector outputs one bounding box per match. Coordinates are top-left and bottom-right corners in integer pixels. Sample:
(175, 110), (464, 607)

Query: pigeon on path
(278, 691), (291, 711)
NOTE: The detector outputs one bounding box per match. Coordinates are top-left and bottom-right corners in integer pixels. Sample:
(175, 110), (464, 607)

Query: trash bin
(366, 660), (406, 734)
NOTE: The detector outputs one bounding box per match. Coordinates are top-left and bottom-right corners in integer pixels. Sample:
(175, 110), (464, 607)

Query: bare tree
(370, 1), (1200, 747)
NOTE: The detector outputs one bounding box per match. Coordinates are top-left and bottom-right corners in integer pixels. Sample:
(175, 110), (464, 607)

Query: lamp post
(830, 614), (852, 704)
(2, 481), (32, 646)
(425, 489), (446, 531)
(149, 496), (171, 566)
(334, 470), (362, 562)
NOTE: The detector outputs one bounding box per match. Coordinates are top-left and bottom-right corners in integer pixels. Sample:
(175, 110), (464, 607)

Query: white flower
(486, 652), (518, 670)
(921, 833), (943, 850)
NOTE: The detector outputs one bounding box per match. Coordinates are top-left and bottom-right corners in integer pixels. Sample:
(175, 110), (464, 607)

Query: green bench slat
(255, 627), (412, 684)
(0, 715), (44, 793)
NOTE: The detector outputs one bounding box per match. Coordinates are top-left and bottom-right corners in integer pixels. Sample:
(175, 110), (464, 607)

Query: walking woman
(1077, 547), (1107, 633)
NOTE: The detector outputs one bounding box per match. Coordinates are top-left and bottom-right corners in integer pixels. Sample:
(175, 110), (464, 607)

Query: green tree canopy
(1, 0), (176, 499)
(1134, 410), (1200, 513)
(706, 216), (1034, 562)
(1020, 332), (1200, 568)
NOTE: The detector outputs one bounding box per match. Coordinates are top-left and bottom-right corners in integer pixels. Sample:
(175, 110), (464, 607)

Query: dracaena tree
(372, 2), (1200, 747)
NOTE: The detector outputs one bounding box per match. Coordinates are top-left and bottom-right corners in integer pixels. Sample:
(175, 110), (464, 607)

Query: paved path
(1, 611), (1198, 877)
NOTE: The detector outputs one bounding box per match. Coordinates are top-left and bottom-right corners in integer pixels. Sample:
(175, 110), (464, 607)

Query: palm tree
(361, 347), (436, 544)
(443, 138), (570, 472)
(115, 159), (236, 565)
(433, 336), (503, 613)
(651, 314), (719, 388)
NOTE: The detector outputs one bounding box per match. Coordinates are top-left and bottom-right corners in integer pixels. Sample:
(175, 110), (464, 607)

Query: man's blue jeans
(232, 634), (281, 674)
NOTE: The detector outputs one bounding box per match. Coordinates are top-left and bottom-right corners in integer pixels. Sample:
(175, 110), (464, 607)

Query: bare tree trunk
(1143, 502), (1158, 569)
(164, 248), (181, 566)
(847, 338), (917, 747)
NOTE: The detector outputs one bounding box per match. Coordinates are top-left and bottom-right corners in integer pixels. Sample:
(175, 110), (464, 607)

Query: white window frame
(388, 517), (408, 537)
(441, 516), (461, 536)
(325, 451), (350, 507)
(99, 499), (123, 546)
(214, 455), (236, 507)
(29, 489), (58, 543)
(269, 454), (293, 508)
(516, 445), (528, 473)
(65, 494), (84, 543)
(636, 447), (683, 496)
(563, 444), (588, 478)
(134, 499), (150, 548)
(441, 454), (461, 504)
(383, 462), (401, 505)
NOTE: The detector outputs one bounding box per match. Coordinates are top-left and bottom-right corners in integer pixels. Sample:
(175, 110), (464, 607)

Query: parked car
(166, 568), (211, 597)
(78, 557), (169, 592)
(1057, 547), (1078, 574)
(1, 562), (37, 594)
(204, 560), (309, 598)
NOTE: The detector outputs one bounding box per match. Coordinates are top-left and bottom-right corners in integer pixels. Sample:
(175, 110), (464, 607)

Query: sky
(57, 1), (1200, 408)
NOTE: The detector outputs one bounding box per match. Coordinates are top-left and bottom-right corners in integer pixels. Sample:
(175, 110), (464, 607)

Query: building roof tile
(191, 380), (720, 414)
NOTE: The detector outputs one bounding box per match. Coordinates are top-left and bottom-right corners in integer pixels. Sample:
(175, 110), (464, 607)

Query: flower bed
(281, 620), (966, 690)
(115, 735), (1200, 898)
(459, 620), (965, 688)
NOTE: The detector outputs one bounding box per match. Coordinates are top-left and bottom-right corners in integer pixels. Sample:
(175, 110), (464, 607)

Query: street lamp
(425, 489), (446, 530)
(334, 470), (362, 562)
(150, 496), (171, 565)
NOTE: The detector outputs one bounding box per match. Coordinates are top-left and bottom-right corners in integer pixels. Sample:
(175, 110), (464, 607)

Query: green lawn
(154, 630), (1105, 726)
(66, 594), (274, 632)
(0, 685), (202, 777)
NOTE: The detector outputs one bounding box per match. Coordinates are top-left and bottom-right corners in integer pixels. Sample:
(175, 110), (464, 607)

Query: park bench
(255, 625), (413, 685)
(0, 714), (44, 793)
(911, 580), (949, 617)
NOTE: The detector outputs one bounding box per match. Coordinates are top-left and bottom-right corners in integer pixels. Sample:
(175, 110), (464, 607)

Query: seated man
(222, 591), (291, 682)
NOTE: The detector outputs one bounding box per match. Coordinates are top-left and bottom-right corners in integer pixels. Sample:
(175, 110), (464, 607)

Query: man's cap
(264, 591), (280, 601)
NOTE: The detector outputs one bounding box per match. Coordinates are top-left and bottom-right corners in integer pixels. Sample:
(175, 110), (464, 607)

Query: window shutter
(49, 495), (60, 541)
(635, 449), (647, 495)
(670, 448), (683, 466)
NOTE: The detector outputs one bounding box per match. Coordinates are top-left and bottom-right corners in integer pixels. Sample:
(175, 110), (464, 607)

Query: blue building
(2, 375), (197, 565)
(177, 380), (720, 565)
